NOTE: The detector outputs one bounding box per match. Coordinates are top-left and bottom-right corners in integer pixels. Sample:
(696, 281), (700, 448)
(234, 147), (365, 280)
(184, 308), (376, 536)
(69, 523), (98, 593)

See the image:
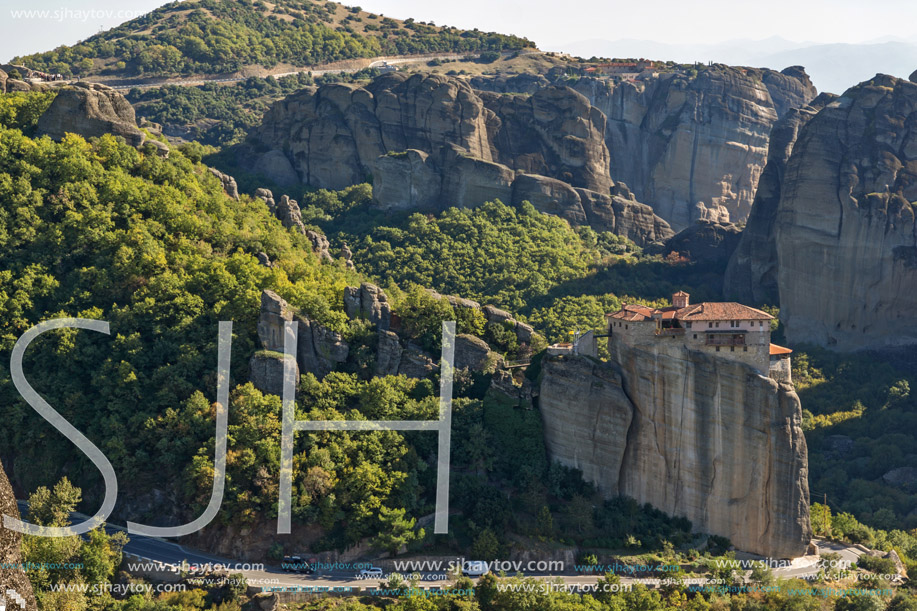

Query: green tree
(471, 528), (500, 559)
(372, 506), (423, 557)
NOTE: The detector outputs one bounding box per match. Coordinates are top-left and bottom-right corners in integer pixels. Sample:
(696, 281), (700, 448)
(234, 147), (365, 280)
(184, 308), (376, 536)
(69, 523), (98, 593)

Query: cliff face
(36, 83), (149, 148)
(247, 72), (611, 193)
(724, 93), (837, 305)
(539, 344), (811, 558)
(773, 75), (917, 350)
(243, 73), (673, 245)
(571, 66), (817, 230)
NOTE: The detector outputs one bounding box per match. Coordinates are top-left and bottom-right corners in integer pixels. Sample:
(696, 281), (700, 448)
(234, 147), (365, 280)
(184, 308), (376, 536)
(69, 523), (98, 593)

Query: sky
(2, 0), (915, 65)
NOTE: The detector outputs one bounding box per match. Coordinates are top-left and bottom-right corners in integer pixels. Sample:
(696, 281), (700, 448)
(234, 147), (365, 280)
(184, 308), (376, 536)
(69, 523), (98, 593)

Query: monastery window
(693, 334), (697, 339)
(708, 322), (713, 328)
(731, 346), (735, 352)
(743, 346), (748, 352)
(715, 346), (720, 352)
(715, 322), (720, 328)
(686, 322), (692, 329)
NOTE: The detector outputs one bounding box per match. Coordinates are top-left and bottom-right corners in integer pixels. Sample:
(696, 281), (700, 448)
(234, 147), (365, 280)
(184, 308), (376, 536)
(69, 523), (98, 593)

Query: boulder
(36, 83), (146, 147)
(454, 334), (495, 372)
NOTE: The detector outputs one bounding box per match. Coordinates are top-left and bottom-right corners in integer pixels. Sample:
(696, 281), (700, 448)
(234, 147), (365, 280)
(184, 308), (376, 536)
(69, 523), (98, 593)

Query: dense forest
(13, 0), (534, 78)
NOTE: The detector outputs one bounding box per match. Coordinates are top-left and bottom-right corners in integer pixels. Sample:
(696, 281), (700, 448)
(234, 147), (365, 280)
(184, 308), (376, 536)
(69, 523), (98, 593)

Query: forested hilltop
(12, 0), (534, 79)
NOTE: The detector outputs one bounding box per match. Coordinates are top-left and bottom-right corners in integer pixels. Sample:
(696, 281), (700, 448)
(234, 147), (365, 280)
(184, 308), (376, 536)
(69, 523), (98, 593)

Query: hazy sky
(3, 0), (915, 62)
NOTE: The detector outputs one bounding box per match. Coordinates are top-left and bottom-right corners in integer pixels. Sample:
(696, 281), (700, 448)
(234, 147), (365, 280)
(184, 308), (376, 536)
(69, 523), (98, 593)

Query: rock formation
(247, 73), (610, 192)
(763, 75), (917, 350)
(253, 188), (336, 262)
(539, 343), (811, 558)
(664, 220), (743, 268)
(724, 93), (837, 305)
(36, 83), (148, 148)
(454, 334), (501, 372)
(344, 283), (392, 331)
(208, 167), (239, 200)
(0, 459), (38, 610)
(251, 290), (349, 392)
(0, 68), (35, 94)
(570, 66), (817, 230)
(243, 73), (673, 245)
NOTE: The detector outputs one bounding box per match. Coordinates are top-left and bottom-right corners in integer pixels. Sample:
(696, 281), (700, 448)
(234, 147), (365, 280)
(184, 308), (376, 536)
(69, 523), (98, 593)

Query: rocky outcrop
(36, 83), (148, 148)
(253, 188), (336, 262)
(724, 93), (837, 305)
(539, 342), (811, 558)
(0, 459), (38, 610)
(571, 66), (817, 230)
(344, 283), (392, 330)
(247, 73), (611, 193)
(398, 344), (437, 379)
(454, 334), (501, 372)
(664, 220), (743, 267)
(375, 329), (403, 377)
(243, 73), (672, 245)
(771, 75), (917, 350)
(255, 290), (348, 385)
(276, 195), (306, 234)
(250, 352), (297, 396)
(208, 167), (239, 200)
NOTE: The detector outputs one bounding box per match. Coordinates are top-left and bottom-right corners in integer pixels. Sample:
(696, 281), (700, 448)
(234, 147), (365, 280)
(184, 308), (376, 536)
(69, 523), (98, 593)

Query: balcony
(705, 333), (746, 347)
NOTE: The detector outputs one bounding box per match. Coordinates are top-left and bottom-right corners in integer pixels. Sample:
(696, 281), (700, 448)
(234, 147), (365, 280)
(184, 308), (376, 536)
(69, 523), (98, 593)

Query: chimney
(673, 291), (689, 309)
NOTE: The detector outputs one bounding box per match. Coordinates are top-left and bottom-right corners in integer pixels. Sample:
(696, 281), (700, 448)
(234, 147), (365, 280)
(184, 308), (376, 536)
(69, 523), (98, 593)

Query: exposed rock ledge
(539, 341), (811, 558)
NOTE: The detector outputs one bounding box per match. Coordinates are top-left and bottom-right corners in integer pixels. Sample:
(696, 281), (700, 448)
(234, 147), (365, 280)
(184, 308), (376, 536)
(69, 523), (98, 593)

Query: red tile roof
(769, 344), (793, 356)
(676, 302), (773, 322)
(607, 302), (773, 323)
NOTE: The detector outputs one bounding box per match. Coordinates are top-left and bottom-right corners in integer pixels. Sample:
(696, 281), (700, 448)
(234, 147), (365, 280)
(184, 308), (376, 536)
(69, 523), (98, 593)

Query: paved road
(14, 501), (876, 592)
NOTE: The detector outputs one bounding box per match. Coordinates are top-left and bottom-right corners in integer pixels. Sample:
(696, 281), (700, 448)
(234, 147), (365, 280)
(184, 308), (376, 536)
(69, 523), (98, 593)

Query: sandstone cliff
(0, 459), (38, 610)
(569, 66), (817, 230)
(724, 93), (837, 305)
(539, 345), (811, 558)
(770, 75), (917, 350)
(242, 73), (673, 245)
(36, 83), (154, 150)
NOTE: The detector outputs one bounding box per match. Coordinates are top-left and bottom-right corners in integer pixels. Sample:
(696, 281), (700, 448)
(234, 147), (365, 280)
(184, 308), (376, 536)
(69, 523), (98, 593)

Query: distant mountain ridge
(12, 0), (533, 80)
